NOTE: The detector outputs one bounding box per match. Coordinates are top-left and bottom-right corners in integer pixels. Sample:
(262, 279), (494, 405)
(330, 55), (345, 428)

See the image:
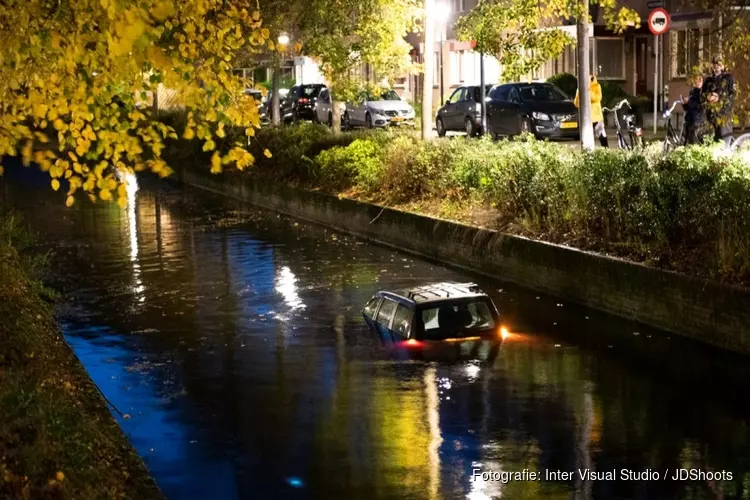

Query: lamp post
(436, 3), (451, 105)
(272, 34), (290, 126)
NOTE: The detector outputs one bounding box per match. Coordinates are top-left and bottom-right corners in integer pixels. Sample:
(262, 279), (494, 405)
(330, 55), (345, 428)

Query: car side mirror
(445, 100), (450, 106)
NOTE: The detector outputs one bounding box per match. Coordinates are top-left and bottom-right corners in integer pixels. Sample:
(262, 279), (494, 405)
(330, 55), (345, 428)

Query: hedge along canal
(177, 165), (750, 355)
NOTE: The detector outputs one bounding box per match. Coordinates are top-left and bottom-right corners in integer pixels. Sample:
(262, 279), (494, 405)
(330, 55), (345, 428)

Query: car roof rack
(403, 282), (482, 302)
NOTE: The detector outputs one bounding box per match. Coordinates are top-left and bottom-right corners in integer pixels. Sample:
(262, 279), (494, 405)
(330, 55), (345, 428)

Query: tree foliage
(298, 0), (420, 104)
(0, 0), (272, 206)
(456, 0), (640, 81)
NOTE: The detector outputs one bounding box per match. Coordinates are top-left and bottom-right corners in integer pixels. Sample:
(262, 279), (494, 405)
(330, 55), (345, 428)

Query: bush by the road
(166, 119), (750, 284)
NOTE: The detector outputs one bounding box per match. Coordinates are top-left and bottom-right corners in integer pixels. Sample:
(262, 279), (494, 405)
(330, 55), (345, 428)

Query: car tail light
(499, 326), (510, 340)
(403, 339), (423, 348)
(298, 97), (309, 104)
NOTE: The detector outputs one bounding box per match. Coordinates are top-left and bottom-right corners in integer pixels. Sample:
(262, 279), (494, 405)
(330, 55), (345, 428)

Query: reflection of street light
(435, 3), (451, 105)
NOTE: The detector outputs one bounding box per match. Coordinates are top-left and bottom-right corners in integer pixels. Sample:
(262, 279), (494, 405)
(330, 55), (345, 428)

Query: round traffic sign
(648, 8), (670, 35)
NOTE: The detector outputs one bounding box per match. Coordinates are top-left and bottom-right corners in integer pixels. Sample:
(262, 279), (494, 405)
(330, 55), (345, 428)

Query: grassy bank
(0, 210), (161, 499)
(163, 120), (750, 286)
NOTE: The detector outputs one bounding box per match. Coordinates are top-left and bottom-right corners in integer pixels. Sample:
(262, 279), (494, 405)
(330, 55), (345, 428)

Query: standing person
(575, 74), (608, 148)
(702, 55), (735, 146)
(682, 74), (704, 145)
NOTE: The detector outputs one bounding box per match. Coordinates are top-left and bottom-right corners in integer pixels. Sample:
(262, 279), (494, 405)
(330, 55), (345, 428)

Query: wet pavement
(3, 166), (750, 500)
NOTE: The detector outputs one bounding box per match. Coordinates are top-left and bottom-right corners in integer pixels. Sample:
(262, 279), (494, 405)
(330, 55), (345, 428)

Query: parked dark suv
(486, 82), (579, 140)
(436, 85), (493, 137)
(281, 84), (326, 123)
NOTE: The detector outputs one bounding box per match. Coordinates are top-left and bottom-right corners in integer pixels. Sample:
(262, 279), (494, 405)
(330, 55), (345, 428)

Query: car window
(392, 304), (413, 337)
(490, 86), (509, 101)
(302, 86), (323, 98)
(508, 88), (520, 103)
(519, 84), (566, 102)
(376, 298), (398, 327)
(448, 88), (464, 103)
(420, 300), (496, 340)
(461, 88), (475, 101)
(381, 90), (401, 101)
(363, 296), (381, 318)
(319, 89), (328, 102)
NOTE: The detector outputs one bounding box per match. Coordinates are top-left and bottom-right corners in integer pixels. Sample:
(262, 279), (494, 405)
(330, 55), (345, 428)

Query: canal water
(4, 167), (750, 500)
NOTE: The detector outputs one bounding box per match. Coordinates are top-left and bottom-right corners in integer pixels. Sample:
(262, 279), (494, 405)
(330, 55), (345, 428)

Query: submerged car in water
(362, 282), (507, 362)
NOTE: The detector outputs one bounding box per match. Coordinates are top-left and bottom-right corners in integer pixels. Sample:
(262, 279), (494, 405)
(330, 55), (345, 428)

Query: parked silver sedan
(343, 90), (416, 129)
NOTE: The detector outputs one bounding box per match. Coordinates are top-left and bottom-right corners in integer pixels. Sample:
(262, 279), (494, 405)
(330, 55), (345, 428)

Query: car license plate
(561, 122), (578, 129)
(391, 116), (404, 122)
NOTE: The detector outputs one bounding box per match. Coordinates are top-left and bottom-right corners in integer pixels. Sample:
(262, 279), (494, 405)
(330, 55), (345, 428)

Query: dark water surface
(4, 168), (750, 500)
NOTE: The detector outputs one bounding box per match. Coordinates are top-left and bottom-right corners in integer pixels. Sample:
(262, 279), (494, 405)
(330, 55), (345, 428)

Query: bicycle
(662, 99), (685, 155)
(730, 132), (750, 152)
(602, 99), (643, 150)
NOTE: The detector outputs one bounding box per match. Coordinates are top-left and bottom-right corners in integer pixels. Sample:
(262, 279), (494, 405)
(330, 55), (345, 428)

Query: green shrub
(316, 139), (384, 190)
(547, 73), (578, 99)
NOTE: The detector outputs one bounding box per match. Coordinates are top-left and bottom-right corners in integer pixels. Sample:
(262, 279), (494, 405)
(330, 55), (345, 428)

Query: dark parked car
(281, 84), (326, 123)
(486, 82), (579, 140)
(362, 282), (507, 362)
(436, 85), (493, 137)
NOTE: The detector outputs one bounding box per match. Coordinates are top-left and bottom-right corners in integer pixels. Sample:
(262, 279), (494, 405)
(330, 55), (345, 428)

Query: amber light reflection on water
(3, 166), (750, 500)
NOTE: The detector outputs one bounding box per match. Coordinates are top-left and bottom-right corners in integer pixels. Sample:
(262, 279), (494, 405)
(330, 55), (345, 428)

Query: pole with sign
(648, 8), (670, 133)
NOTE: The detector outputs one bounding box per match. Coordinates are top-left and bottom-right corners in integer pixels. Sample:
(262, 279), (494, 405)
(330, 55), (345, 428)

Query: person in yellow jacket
(574, 74), (609, 148)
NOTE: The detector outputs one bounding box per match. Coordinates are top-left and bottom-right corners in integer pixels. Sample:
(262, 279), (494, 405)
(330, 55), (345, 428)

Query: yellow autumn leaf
(100, 189), (112, 201)
(51, 179), (60, 191)
(261, 28), (270, 39)
(210, 151), (222, 174)
(65, 196), (75, 207)
(202, 139), (215, 152)
(263, 149), (272, 158)
(252, 10), (260, 20)
(150, 1), (175, 21)
(183, 127), (195, 140)
(117, 196), (128, 208)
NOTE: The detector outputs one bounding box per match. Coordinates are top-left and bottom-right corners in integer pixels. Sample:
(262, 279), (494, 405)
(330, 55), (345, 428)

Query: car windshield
(244, 90), (262, 102)
(519, 84), (567, 102)
(367, 90), (401, 101)
(420, 300), (496, 340)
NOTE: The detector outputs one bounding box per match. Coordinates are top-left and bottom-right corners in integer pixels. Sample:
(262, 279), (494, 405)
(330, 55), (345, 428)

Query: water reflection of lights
(467, 472), (492, 500)
(124, 172), (145, 303)
(425, 366), (443, 500)
(275, 266), (306, 311)
(465, 364), (480, 380)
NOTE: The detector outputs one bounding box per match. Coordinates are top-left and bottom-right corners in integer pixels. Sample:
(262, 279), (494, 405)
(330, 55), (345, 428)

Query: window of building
(671, 29), (712, 78)
(453, 0), (466, 13)
(594, 38), (625, 79)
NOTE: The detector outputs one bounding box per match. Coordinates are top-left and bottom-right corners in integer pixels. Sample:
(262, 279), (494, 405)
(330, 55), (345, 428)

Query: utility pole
(271, 57), (281, 125)
(479, 51), (486, 135)
(439, 28), (445, 105)
(421, 0), (436, 139)
(577, 0), (594, 150)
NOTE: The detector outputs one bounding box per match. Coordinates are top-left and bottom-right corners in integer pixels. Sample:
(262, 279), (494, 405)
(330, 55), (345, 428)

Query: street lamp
(272, 34), (290, 125)
(435, 2), (451, 105)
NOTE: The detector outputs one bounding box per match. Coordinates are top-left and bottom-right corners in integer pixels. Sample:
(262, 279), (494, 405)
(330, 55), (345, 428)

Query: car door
(282, 86), (299, 121)
(439, 88), (464, 130)
(374, 297), (399, 341)
(457, 87), (477, 128)
(486, 85), (510, 136)
(391, 303), (414, 340)
(504, 87), (523, 135)
(316, 89), (329, 123)
(362, 295), (382, 332)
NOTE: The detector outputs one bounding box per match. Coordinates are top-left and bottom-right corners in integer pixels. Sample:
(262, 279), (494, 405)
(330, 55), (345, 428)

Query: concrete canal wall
(178, 168), (750, 355)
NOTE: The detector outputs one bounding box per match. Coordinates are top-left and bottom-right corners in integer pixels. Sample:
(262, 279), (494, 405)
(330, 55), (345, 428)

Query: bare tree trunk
(271, 58), (281, 126)
(331, 99), (342, 135)
(577, 4), (594, 151)
(421, 0), (435, 140)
